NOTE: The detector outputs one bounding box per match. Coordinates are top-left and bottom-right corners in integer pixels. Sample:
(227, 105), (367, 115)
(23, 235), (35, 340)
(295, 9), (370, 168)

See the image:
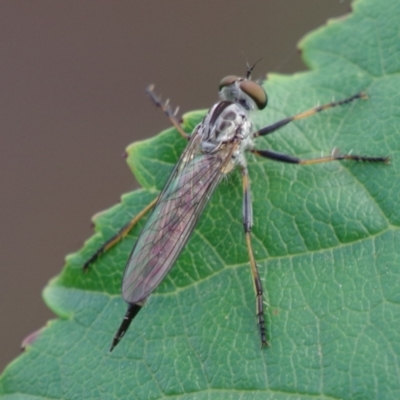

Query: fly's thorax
(199, 100), (253, 153)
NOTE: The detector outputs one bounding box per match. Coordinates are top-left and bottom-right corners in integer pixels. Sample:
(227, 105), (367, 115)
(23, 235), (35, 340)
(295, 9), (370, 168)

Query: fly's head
(219, 75), (267, 111)
(199, 76), (267, 155)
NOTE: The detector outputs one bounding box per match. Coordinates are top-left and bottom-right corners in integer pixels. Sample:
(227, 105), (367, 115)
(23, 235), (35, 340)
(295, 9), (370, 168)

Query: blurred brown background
(0, 1), (351, 371)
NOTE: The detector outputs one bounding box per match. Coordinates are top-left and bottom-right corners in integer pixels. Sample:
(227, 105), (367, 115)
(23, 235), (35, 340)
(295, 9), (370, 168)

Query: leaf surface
(1, 0), (400, 398)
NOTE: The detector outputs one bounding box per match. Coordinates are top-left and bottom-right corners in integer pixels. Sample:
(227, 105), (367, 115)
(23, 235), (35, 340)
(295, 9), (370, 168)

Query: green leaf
(2, 0), (400, 398)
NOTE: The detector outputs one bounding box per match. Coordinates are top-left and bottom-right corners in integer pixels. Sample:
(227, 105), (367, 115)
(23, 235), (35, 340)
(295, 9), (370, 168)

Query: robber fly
(83, 63), (388, 351)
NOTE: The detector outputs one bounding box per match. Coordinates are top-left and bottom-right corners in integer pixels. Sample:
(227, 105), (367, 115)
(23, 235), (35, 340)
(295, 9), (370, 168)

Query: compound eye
(219, 75), (240, 91)
(239, 80), (268, 110)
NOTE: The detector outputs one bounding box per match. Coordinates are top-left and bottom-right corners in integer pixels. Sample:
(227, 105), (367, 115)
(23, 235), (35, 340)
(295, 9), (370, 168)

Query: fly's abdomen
(122, 154), (224, 304)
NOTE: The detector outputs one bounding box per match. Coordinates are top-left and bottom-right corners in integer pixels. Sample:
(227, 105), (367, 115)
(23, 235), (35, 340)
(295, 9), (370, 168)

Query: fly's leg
(83, 196), (158, 271)
(84, 87), (187, 271)
(146, 85), (191, 140)
(251, 148), (389, 165)
(241, 167), (269, 347)
(254, 92), (368, 138)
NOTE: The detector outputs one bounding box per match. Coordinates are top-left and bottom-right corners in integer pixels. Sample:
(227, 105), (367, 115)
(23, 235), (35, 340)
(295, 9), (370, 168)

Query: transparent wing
(122, 130), (237, 304)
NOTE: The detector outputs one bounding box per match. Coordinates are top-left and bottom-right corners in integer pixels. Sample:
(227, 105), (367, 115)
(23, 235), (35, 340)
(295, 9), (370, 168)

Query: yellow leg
(146, 85), (190, 140)
(255, 92), (368, 138)
(242, 169), (269, 346)
(83, 196), (158, 270)
(251, 147), (389, 165)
